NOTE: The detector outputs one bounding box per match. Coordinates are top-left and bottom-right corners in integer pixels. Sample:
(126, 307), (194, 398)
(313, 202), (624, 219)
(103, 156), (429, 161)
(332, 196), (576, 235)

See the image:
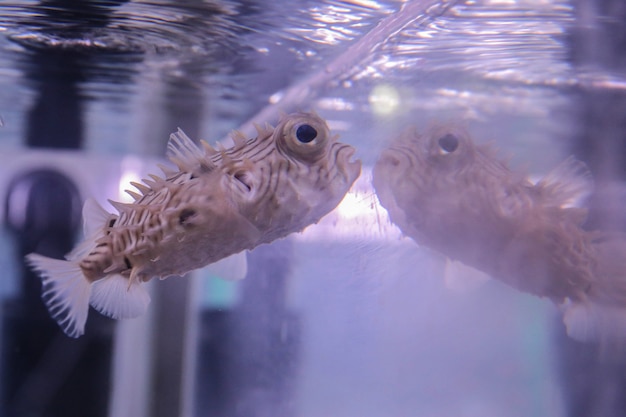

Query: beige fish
(27, 112), (361, 337)
(373, 124), (626, 344)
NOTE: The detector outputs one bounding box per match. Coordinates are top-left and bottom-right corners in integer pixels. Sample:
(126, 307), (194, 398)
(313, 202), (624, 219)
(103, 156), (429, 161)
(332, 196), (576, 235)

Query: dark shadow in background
(147, 69), (205, 417)
(559, 0), (626, 416)
(2, 170), (116, 417)
(1, 1), (131, 416)
(195, 240), (300, 417)
(2, 0), (302, 415)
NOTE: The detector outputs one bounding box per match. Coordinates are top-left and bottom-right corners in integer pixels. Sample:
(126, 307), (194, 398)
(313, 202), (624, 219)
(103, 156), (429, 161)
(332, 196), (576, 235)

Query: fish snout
(337, 145), (362, 183)
(376, 147), (413, 174)
(372, 147), (417, 196)
(378, 149), (403, 168)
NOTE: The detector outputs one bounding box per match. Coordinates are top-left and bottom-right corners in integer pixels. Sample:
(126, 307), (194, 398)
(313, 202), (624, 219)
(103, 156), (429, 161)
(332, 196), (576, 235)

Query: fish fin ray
(90, 274), (151, 319)
(82, 198), (113, 237)
(66, 199), (113, 261)
(25, 254), (91, 338)
(203, 252), (248, 281)
(167, 128), (207, 171)
(65, 238), (98, 262)
(443, 258), (491, 292)
(536, 156), (593, 208)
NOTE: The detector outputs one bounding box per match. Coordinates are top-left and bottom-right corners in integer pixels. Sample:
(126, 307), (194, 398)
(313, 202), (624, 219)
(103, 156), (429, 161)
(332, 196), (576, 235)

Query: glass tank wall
(1, 0), (625, 416)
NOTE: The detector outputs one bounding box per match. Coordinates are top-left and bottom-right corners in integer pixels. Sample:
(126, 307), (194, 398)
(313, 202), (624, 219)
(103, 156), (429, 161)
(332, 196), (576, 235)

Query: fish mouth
(372, 147), (414, 196)
(372, 148), (412, 225)
(337, 145), (362, 182)
(377, 147), (415, 173)
(378, 148), (403, 168)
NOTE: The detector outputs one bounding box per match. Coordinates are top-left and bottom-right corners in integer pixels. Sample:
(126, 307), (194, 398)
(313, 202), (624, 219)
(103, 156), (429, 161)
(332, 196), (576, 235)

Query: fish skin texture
(27, 112), (361, 337)
(373, 124), (626, 346)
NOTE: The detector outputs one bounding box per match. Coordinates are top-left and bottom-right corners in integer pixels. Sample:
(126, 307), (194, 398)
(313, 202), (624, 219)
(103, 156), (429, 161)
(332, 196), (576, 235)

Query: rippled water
(0, 0), (584, 166)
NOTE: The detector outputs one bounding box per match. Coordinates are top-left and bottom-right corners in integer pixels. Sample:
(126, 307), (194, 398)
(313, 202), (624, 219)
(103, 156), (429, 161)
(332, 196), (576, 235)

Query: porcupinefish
(27, 112), (361, 337)
(373, 124), (626, 344)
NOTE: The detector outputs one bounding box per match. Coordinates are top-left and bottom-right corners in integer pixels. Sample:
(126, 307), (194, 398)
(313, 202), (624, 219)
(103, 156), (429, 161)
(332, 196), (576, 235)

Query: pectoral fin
(443, 258), (491, 292)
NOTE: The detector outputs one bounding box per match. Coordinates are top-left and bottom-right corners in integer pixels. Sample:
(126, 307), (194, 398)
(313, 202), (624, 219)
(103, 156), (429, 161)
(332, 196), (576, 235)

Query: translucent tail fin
(25, 253), (91, 338)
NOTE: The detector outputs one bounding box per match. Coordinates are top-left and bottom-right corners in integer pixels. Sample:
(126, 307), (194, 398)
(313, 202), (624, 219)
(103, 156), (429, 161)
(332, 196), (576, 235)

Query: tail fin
(25, 253), (91, 338)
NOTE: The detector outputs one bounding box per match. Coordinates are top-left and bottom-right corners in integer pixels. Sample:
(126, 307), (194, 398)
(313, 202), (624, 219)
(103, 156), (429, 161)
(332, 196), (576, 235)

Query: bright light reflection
(296, 167), (403, 242)
(118, 156), (144, 203)
(369, 84), (400, 116)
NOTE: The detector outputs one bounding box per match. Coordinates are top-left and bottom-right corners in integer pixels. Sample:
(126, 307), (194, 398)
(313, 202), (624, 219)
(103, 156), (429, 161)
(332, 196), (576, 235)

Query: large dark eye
(438, 134), (459, 153)
(296, 124), (317, 143)
(276, 113), (330, 162)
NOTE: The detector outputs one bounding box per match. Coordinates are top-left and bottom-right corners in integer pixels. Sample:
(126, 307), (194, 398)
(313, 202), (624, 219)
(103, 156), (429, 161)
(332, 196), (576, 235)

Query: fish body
(27, 112), (361, 337)
(373, 125), (626, 344)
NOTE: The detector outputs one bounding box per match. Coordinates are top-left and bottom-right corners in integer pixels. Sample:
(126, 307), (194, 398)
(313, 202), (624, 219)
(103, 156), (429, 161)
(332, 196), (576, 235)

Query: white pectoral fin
(443, 258), (491, 292)
(204, 252), (248, 281)
(561, 299), (626, 344)
(90, 274), (151, 319)
(25, 253), (91, 338)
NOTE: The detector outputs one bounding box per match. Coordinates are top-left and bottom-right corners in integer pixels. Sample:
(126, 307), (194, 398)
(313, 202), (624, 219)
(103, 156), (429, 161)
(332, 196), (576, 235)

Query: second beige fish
(373, 124), (626, 344)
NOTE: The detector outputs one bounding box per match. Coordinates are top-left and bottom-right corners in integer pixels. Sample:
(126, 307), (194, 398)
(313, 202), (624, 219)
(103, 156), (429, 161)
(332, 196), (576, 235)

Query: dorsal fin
(82, 198), (112, 237)
(535, 156), (593, 208)
(167, 128), (214, 172)
(66, 199), (114, 261)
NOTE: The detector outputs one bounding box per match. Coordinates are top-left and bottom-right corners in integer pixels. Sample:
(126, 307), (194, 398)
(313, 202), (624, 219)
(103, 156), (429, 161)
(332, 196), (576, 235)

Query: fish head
(373, 124), (484, 243)
(374, 124), (476, 204)
(224, 112), (361, 237)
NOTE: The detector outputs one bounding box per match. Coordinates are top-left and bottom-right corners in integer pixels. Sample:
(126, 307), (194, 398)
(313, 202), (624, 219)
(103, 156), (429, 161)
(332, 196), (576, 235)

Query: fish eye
(276, 113), (330, 162)
(296, 124), (317, 143)
(438, 134), (459, 153)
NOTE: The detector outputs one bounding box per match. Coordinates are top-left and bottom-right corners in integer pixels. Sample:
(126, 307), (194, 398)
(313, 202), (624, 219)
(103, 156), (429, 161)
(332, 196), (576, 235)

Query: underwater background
(1, 0), (626, 416)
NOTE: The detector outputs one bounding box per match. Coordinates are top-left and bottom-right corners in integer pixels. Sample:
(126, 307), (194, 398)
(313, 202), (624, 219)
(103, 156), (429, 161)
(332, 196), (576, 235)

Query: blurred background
(0, 0), (625, 416)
